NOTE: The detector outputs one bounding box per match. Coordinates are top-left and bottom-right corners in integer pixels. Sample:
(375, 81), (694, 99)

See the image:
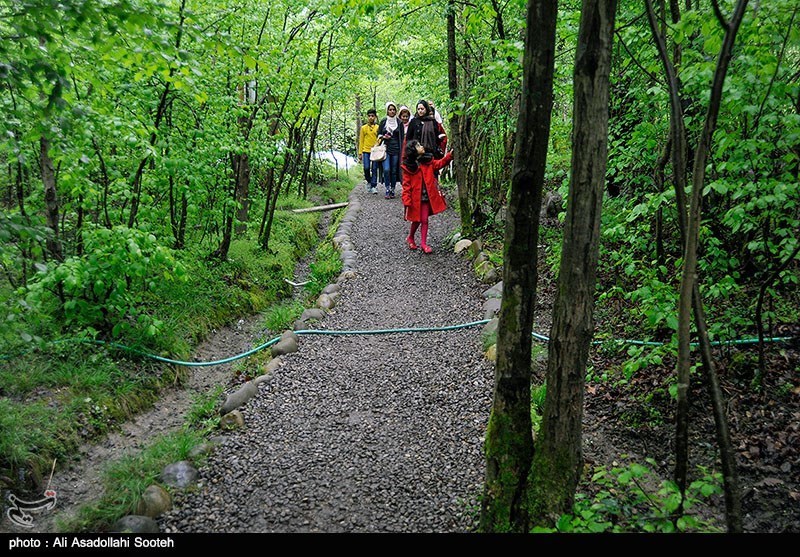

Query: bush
(26, 226), (186, 338)
(533, 460), (723, 533)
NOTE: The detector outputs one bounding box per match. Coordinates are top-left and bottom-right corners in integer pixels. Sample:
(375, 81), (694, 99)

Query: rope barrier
(0, 319), (792, 367)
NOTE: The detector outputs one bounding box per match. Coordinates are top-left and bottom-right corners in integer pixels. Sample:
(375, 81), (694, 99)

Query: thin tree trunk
(301, 98), (325, 199)
(528, 0), (617, 527)
(232, 148), (250, 236)
(447, 0), (472, 237)
(480, 0), (557, 533)
(755, 243), (800, 387)
(654, 136), (672, 272)
(646, 0), (689, 243)
(91, 138), (112, 228)
(355, 95), (362, 157)
(691, 283), (743, 532)
(209, 160), (235, 260)
(675, 0), (749, 526)
(16, 160), (26, 217)
(40, 136), (63, 261)
(260, 59), (319, 249)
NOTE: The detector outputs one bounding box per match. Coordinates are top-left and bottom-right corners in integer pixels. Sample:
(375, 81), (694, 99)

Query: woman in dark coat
(401, 140), (453, 254)
(405, 99), (447, 159)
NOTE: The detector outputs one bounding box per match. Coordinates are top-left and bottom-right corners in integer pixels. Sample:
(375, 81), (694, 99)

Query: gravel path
(159, 183), (496, 533)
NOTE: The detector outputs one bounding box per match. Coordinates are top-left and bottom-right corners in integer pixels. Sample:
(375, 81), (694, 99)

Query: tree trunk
(674, 0), (749, 526)
(40, 135), (63, 261)
(355, 95), (362, 157)
(447, 0), (472, 237)
(301, 99), (325, 199)
(528, 0), (617, 527)
(691, 283), (743, 532)
(755, 243), (800, 387)
(233, 148), (250, 236)
(16, 160), (27, 216)
(209, 165), (235, 261)
(654, 136), (671, 273)
(480, 0), (557, 533)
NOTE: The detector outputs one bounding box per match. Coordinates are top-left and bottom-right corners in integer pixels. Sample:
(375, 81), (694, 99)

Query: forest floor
(579, 315), (800, 533)
(4, 185), (798, 534)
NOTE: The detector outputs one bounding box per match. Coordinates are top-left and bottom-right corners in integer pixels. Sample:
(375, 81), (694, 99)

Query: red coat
(401, 151), (452, 222)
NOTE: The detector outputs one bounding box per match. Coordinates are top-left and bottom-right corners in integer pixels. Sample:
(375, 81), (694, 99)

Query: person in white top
(377, 102), (404, 199)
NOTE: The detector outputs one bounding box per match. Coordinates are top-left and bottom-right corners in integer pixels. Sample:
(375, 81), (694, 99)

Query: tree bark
(528, 0), (617, 527)
(654, 136), (672, 272)
(755, 242), (800, 387)
(691, 283), (743, 532)
(232, 148), (250, 236)
(447, 0), (472, 237)
(40, 135), (63, 261)
(480, 0), (557, 533)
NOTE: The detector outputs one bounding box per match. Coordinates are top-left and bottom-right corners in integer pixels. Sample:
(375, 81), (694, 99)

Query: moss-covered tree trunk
(480, 0), (557, 533)
(528, 0), (617, 527)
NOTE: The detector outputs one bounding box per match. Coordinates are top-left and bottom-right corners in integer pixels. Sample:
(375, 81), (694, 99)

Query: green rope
(0, 319), (792, 368)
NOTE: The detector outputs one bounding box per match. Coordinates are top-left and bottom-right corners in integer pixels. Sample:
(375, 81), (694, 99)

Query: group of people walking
(357, 99), (451, 254)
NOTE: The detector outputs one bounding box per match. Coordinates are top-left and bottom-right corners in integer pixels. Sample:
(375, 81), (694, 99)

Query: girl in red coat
(401, 139), (453, 254)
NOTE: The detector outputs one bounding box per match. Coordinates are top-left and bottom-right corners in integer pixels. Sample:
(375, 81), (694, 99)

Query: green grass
(304, 242), (343, 300)
(263, 300), (306, 332)
(185, 385), (225, 434)
(59, 429), (206, 533)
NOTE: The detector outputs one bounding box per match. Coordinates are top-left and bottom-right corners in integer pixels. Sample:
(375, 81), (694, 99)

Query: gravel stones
(158, 184), (494, 533)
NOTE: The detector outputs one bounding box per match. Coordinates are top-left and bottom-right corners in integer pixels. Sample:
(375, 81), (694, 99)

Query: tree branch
(615, 29), (662, 85)
(711, 0), (729, 30)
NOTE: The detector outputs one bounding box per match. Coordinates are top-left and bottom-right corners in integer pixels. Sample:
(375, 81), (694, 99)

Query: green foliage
(533, 460), (724, 533)
(596, 0), (800, 354)
(185, 386), (224, 434)
(530, 382), (546, 435)
(25, 226), (186, 338)
(0, 212), (51, 283)
(618, 343), (672, 383)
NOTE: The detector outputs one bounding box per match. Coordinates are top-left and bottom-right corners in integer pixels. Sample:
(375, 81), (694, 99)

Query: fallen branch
(291, 202), (348, 213)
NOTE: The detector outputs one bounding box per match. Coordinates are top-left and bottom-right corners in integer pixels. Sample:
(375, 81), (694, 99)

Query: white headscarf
(385, 101), (398, 134)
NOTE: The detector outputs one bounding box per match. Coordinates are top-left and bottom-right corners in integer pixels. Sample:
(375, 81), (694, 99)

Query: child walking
(401, 139), (453, 254)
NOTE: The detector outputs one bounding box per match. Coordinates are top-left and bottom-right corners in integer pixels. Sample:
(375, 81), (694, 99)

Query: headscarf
(384, 101), (398, 134)
(415, 99), (438, 154)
